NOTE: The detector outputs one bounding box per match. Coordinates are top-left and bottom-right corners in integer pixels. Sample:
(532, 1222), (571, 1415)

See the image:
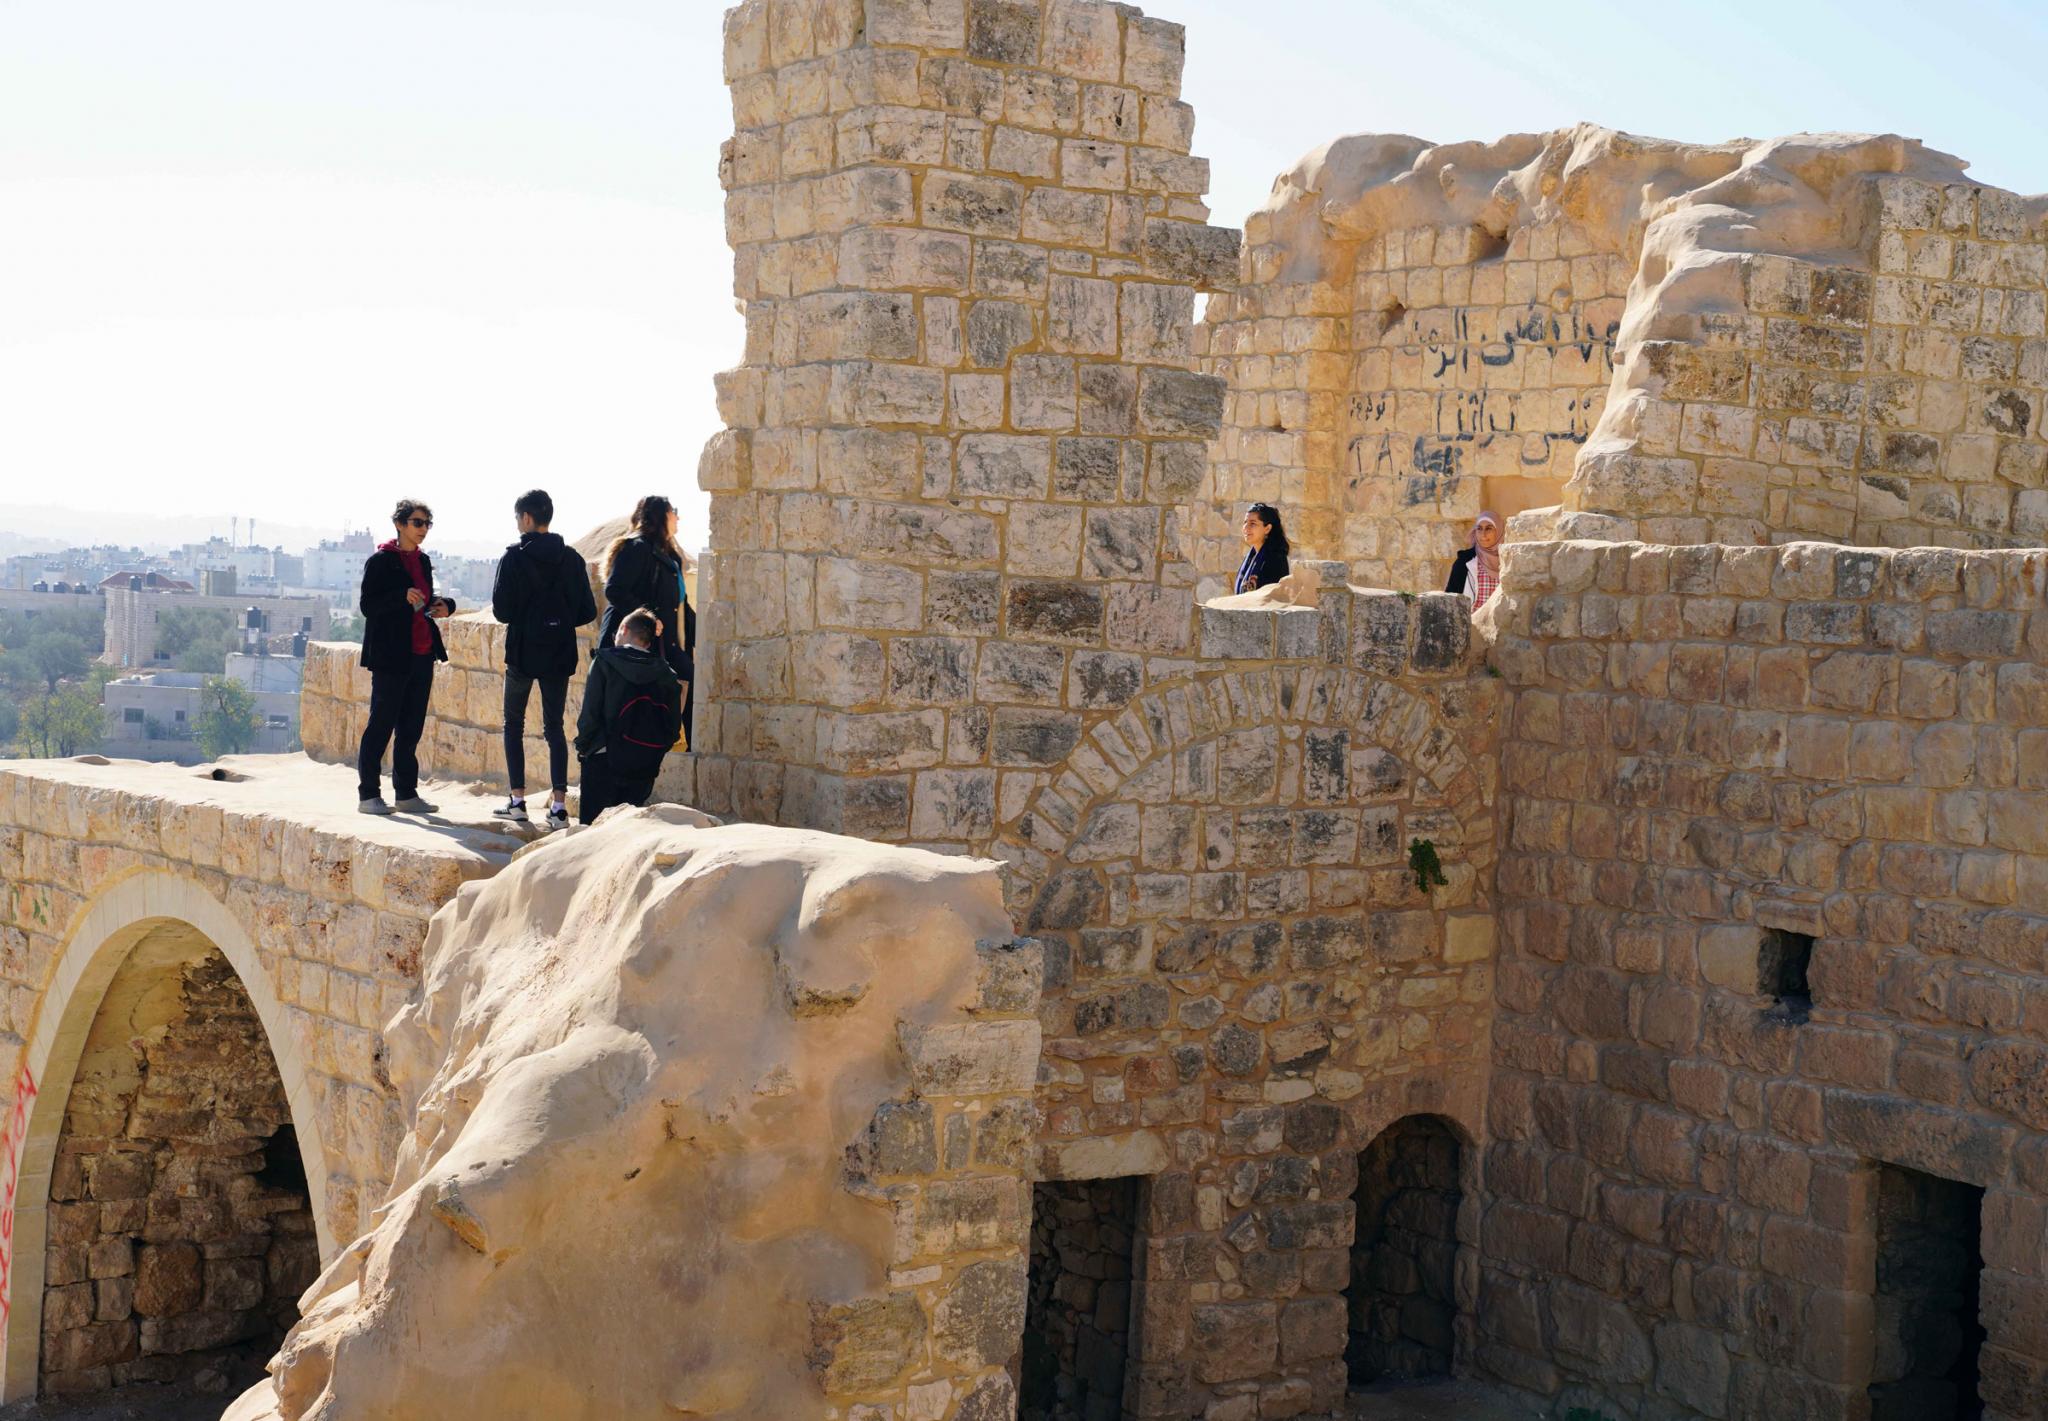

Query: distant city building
(297, 530), (378, 592)
(100, 669), (299, 764)
(0, 586), (103, 621)
(98, 570), (195, 593)
(103, 586), (329, 669)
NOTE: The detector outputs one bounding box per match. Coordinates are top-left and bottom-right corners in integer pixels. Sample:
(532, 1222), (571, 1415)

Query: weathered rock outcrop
(226, 806), (1039, 1421)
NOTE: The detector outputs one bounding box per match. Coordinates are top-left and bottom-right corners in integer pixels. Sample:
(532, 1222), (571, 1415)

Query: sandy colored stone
(226, 807), (1028, 1421)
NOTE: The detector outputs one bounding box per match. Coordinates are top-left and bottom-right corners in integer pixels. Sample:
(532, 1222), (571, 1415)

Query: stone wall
(0, 757), (519, 1399)
(104, 589), (329, 671)
(693, 0), (1240, 838)
(1479, 539), (2048, 1418)
(997, 586), (1497, 1417)
(1580, 175), (2048, 553)
(41, 934), (317, 1395)
(1198, 129), (2048, 595)
(1198, 134), (1628, 592)
(299, 617), (602, 793)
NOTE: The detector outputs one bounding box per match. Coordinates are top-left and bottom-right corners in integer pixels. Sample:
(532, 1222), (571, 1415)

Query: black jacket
(576, 644), (681, 759)
(599, 536), (694, 679)
(1234, 543), (1289, 594)
(491, 531), (599, 678)
(358, 547), (454, 673)
(1445, 548), (1477, 596)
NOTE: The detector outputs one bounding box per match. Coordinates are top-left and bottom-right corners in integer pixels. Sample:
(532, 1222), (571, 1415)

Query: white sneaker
(492, 799), (530, 823)
(392, 796), (439, 814)
(545, 806), (571, 831)
(358, 797), (394, 816)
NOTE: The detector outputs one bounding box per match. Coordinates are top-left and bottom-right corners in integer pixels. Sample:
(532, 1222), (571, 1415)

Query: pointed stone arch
(997, 660), (1494, 932)
(0, 870), (332, 1401)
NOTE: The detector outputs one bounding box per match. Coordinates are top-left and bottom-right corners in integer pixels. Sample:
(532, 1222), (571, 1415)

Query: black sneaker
(492, 798), (529, 823)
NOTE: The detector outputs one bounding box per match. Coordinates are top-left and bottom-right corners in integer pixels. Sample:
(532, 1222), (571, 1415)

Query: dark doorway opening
(1760, 928), (1814, 1023)
(1870, 1164), (1984, 1421)
(1022, 1176), (1142, 1421)
(42, 926), (320, 1397)
(1347, 1115), (1462, 1388)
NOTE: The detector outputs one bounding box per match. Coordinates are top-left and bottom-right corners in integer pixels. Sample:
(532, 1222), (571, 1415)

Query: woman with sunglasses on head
(1235, 502), (1291, 594)
(356, 498), (455, 815)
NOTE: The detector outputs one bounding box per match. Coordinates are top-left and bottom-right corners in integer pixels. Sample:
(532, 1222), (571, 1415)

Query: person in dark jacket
(599, 495), (694, 746)
(356, 497), (455, 815)
(1444, 511), (1503, 607)
(490, 489), (598, 831)
(1234, 502), (1291, 593)
(575, 608), (681, 823)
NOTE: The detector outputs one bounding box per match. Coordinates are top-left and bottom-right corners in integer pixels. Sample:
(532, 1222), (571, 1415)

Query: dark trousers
(577, 753), (655, 825)
(357, 654), (435, 801)
(503, 673), (569, 794)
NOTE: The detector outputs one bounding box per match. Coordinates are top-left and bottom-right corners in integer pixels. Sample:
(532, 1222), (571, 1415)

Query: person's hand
(1245, 577), (1259, 590)
(406, 588), (427, 609)
(429, 600), (451, 620)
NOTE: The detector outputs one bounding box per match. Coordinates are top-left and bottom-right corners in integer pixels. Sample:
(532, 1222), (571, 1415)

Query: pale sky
(4, 0), (2044, 554)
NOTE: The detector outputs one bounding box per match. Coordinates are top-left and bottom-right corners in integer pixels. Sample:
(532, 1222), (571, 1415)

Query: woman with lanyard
(1235, 502), (1291, 593)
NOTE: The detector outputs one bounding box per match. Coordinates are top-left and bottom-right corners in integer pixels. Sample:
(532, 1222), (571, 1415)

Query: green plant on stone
(1408, 837), (1448, 894)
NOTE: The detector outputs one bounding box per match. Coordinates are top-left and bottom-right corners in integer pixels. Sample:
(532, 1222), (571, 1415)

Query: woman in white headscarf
(1445, 511), (1502, 606)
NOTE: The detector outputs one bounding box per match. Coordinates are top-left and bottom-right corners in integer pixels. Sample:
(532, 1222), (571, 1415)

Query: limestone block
(958, 434), (1051, 497)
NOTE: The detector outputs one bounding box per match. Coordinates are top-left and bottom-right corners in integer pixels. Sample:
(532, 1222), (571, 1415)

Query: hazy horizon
(6, 0), (2046, 553)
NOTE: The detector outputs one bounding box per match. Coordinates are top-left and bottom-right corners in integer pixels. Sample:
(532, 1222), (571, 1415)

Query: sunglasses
(405, 518), (432, 529)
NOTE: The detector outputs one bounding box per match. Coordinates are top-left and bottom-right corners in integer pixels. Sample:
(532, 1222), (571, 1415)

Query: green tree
(327, 612), (366, 643)
(195, 676), (262, 760)
(0, 698), (18, 749)
(157, 607), (237, 674)
(0, 605), (102, 657)
(15, 684), (102, 759)
(27, 632), (89, 693)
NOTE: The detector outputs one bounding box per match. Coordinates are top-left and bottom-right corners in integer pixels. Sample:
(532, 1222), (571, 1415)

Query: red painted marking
(0, 1060), (40, 1329)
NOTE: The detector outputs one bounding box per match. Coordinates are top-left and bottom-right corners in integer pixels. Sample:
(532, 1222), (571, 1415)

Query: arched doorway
(38, 922), (318, 1394)
(1346, 1114), (1465, 1387)
(1, 872), (333, 1402)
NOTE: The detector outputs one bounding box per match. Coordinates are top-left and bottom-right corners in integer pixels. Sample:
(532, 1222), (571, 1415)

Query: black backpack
(606, 687), (678, 779)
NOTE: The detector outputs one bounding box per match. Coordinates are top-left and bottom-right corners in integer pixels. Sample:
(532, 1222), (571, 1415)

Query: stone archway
(0, 871), (333, 1402)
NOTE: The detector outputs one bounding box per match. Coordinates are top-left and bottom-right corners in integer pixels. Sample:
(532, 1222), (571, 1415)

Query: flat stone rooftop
(0, 752), (540, 871)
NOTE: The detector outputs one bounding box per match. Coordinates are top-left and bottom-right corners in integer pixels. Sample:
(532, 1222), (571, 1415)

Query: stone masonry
(0, 756), (518, 1400)
(1482, 540), (2048, 1419)
(0, 6), (2042, 1419)
(1198, 129), (2048, 595)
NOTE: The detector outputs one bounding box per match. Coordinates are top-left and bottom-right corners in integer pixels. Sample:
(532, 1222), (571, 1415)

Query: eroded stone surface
(225, 808), (1039, 1421)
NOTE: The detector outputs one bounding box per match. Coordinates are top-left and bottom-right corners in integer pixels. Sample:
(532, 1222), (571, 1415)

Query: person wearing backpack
(490, 489), (598, 831)
(598, 495), (694, 746)
(574, 607), (681, 824)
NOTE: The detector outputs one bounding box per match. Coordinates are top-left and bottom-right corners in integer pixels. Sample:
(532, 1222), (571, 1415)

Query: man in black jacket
(575, 608), (680, 824)
(356, 498), (455, 815)
(490, 490), (598, 831)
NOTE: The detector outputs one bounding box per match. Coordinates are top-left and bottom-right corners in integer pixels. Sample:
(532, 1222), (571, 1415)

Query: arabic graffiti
(1396, 305), (1620, 381)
